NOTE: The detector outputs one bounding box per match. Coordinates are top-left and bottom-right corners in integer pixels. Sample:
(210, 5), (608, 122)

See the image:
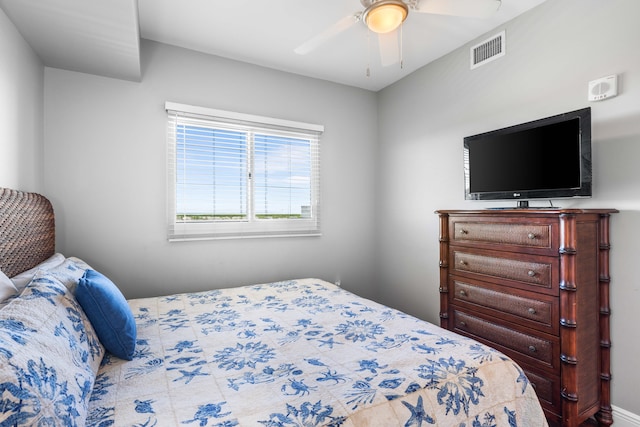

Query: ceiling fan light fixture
(363, 1), (408, 34)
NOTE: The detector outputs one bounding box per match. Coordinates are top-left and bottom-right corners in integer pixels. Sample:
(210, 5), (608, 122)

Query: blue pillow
(76, 269), (136, 360)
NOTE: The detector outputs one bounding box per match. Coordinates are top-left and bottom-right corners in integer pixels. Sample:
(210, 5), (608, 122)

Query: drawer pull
(528, 345), (537, 353)
(459, 229), (468, 235)
(527, 232), (536, 240)
(528, 308), (537, 315)
(459, 290), (467, 297)
(527, 270), (536, 277)
(459, 321), (467, 328)
(459, 260), (468, 266)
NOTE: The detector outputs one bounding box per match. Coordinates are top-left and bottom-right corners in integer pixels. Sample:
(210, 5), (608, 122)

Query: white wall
(0, 7), (43, 192)
(376, 0), (640, 418)
(44, 40), (380, 301)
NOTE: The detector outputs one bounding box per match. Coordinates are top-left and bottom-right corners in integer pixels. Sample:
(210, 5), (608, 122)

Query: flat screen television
(463, 107), (592, 208)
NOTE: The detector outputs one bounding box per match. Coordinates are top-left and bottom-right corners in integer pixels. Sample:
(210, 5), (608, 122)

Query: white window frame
(166, 102), (323, 241)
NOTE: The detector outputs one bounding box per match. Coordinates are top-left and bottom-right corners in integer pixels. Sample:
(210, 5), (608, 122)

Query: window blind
(166, 102), (323, 241)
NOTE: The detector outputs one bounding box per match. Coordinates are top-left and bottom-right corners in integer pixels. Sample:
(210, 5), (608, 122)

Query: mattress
(86, 278), (547, 426)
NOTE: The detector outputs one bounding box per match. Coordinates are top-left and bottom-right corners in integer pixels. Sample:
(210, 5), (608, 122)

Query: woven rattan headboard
(0, 188), (55, 277)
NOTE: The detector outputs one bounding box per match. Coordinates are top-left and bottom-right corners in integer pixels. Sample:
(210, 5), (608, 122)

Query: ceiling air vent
(470, 30), (505, 69)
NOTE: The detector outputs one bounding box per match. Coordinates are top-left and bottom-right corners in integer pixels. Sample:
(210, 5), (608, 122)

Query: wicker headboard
(0, 188), (55, 277)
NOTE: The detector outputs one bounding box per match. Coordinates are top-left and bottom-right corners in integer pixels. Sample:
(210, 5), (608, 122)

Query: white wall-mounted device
(588, 74), (618, 101)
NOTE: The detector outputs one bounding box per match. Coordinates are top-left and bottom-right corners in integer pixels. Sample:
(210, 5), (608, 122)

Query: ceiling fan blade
(378, 30), (400, 67)
(415, 0), (502, 18)
(294, 14), (360, 55)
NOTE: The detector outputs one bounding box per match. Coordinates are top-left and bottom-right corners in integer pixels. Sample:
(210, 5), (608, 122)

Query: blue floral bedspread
(87, 279), (548, 427)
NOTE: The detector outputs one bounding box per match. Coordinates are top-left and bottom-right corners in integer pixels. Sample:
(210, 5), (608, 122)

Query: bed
(0, 187), (548, 426)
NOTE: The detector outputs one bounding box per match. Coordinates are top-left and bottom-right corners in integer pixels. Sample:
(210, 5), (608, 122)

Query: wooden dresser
(436, 209), (617, 427)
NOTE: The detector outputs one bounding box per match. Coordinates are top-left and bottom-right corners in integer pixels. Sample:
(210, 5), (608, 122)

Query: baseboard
(613, 405), (640, 427)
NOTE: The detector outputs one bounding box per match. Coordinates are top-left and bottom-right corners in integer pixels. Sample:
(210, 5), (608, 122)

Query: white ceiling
(1, 0), (548, 91)
(0, 0), (141, 82)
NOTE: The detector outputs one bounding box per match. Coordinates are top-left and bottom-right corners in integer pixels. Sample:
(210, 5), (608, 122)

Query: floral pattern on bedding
(0, 272), (104, 426)
(87, 279), (548, 427)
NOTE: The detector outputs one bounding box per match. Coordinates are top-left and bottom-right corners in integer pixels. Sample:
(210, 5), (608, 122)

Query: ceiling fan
(294, 0), (502, 67)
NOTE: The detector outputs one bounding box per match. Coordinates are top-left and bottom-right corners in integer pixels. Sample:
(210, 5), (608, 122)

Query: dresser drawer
(451, 249), (558, 294)
(452, 219), (555, 250)
(452, 310), (559, 371)
(450, 279), (558, 334)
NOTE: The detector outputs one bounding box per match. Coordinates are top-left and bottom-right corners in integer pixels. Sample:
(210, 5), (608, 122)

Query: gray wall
(0, 7), (43, 192)
(376, 0), (640, 417)
(43, 40), (380, 302)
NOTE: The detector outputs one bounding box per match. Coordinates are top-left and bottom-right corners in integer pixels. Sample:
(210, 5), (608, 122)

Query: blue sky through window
(176, 124), (312, 219)
(176, 125), (247, 217)
(254, 134), (312, 217)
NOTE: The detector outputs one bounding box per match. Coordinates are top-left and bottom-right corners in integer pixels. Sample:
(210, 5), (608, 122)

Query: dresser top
(436, 208), (618, 215)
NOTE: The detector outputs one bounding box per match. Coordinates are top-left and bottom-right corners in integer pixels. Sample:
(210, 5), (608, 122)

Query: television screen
(464, 108), (591, 206)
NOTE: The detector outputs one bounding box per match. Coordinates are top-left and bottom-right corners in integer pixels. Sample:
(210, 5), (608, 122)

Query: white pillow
(0, 271), (105, 425)
(0, 269), (18, 302)
(10, 252), (66, 292)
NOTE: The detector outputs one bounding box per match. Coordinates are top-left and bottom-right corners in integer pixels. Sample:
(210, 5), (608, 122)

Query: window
(166, 102), (323, 240)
